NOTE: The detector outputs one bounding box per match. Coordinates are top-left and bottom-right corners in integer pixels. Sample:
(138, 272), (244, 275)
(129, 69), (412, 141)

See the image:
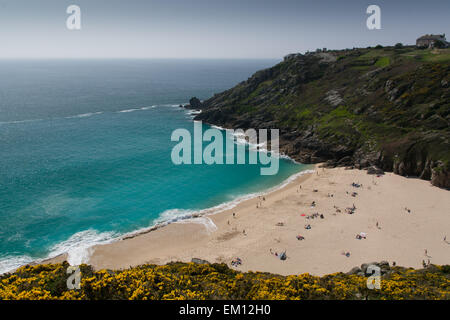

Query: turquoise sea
(0, 59), (309, 273)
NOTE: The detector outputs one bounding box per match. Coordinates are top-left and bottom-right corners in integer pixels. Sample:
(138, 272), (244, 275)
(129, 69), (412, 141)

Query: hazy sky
(0, 0), (449, 59)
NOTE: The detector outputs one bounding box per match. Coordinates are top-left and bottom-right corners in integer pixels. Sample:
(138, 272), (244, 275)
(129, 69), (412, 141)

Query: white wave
(228, 131), (300, 162)
(227, 131), (271, 155)
(49, 229), (119, 265)
(186, 110), (202, 115)
(212, 128), (296, 162)
(122, 166), (315, 240)
(1, 112), (104, 124)
(0, 166), (314, 274)
(161, 103), (183, 108)
(118, 106), (157, 113)
(210, 124), (225, 130)
(155, 208), (195, 224)
(175, 217), (218, 234)
(0, 255), (34, 275)
(0, 118), (43, 125)
(0, 103), (183, 126)
(0, 229), (119, 275)
(279, 153), (297, 161)
(65, 112), (103, 119)
(140, 106), (156, 110)
(118, 108), (140, 113)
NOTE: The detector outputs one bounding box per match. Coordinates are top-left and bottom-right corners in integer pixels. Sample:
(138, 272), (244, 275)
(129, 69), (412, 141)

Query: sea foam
(49, 229), (119, 265)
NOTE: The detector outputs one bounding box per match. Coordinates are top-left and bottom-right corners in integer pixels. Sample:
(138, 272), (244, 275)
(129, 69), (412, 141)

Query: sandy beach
(75, 166), (450, 276)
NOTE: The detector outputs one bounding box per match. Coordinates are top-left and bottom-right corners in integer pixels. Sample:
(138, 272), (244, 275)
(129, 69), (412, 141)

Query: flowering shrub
(0, 262), (448, 300)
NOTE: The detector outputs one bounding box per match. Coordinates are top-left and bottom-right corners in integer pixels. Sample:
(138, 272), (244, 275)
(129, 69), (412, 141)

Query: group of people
(305, 212), (324, 220)
(231, 257), (242, 267)
(345, 204), (357, 214)
(355, 232), (367, 240)
(270, 249), (287, 260)
(256, 196), (266, 208)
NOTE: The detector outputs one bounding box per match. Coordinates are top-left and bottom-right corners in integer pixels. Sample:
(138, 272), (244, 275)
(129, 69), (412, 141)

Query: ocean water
(0, 59), (309, 273)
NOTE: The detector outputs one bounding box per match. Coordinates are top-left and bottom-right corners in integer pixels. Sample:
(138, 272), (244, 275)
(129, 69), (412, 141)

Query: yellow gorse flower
(0, 262), (448, 300)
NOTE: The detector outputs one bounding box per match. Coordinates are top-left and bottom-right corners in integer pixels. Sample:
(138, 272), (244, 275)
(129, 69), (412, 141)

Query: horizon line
(0, 57), (283, 60)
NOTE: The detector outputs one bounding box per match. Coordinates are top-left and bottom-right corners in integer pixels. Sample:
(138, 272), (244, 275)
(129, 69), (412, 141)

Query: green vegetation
(375, 56), (390, 67)
(196, 45), (450, 187)
(1, 262), (449, 300)
(402, 48), (450, 63)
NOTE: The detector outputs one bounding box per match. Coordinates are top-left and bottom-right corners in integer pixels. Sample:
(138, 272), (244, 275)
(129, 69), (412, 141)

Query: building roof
(417, 34), (446, 41)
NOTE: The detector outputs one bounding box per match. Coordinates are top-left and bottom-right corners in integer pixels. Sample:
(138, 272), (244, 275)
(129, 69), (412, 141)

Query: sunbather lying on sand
(355, 232), (367, 240)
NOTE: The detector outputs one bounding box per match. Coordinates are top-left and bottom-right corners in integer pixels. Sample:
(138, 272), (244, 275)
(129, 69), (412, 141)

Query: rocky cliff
(187, 46), (450, 188)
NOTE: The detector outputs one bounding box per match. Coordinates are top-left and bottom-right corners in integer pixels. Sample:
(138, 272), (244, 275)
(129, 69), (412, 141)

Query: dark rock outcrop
(347, 261), (391, 276)
(366, 166), (384, 175)
(185, 97), (203, 109)
(191, 258), (211, 265)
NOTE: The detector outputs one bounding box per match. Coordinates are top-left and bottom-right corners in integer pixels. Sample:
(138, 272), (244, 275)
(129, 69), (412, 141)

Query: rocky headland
(185, 46), (450, 188)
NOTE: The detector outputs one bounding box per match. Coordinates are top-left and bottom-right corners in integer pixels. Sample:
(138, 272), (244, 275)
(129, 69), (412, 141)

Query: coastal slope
(87, 167), (450, 276)
(2, 261), (449, 299)
(189, 47), (450, 188)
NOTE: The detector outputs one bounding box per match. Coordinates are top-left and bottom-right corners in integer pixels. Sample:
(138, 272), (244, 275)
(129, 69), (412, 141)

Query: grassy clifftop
(192, 46), (450, 188)
(0, 262), (449, 300)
